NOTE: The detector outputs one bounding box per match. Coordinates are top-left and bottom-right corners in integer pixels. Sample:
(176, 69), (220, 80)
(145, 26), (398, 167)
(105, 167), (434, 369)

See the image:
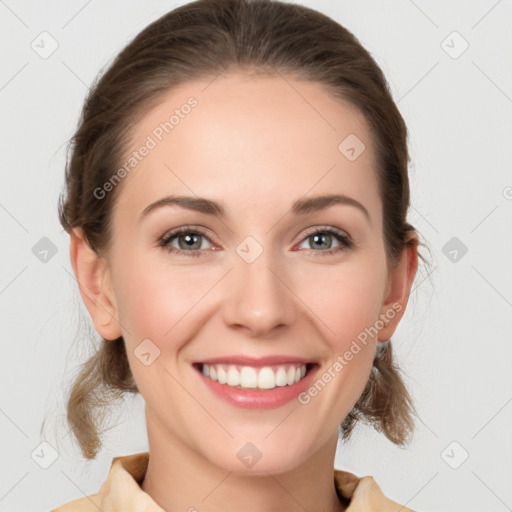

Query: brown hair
(58, 0), (426, 460)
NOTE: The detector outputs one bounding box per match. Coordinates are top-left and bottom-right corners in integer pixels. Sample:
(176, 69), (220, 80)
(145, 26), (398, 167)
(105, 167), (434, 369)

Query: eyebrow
(140, 193), (371, 224)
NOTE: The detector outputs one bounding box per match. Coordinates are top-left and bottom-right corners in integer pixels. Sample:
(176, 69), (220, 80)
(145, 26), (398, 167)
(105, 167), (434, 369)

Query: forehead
(114, 72), (380, 224)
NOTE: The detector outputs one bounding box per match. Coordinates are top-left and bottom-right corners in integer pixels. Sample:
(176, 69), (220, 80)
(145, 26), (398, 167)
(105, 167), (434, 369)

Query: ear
(377, 231), (419, 342)
(69, 227), (122, 341)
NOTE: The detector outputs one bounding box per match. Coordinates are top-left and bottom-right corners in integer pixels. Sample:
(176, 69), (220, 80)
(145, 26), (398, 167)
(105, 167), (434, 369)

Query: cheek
(112, 252), (218, 348)
(296, 256), (387, 348)
(111, 255), (216, 404)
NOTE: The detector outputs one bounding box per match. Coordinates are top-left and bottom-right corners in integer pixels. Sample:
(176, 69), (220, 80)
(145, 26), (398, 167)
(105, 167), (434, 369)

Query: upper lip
(195, 355), (315, 367)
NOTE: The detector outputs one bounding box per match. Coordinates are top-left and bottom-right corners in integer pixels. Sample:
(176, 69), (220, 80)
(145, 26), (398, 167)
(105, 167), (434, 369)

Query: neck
(140, 408), (346, 512)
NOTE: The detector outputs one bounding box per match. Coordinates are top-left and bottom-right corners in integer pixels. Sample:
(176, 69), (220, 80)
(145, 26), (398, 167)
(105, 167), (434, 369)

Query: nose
(221, 248), (296, 338)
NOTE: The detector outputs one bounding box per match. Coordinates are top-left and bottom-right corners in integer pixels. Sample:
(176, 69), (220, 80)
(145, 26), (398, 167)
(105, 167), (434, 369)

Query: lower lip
(196, 365), (318, 409)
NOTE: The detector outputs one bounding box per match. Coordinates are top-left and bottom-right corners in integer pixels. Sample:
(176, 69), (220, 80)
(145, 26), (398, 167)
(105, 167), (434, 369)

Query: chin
(198, 433), (319, 476)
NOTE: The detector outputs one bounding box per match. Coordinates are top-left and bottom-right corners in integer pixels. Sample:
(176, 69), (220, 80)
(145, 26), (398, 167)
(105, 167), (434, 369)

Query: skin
(70, 72), (418, 512)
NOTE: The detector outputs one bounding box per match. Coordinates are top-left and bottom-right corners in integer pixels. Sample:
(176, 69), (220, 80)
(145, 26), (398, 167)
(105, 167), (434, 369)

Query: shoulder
(334, 469), (416, 512)
(51, 452), (161, 512)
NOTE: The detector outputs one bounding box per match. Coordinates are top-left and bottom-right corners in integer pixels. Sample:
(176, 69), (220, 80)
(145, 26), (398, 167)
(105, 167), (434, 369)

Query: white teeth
(227, 366), (240, 386)
(240, 366), (258, 388)
(201, 363), (308, 390)
(258, 367), (275, 389)
(275, 367), (287, 386)
(217, 365), (227, 384)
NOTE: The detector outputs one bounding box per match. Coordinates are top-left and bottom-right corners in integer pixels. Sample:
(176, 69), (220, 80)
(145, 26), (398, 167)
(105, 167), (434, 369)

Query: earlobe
(69, 228), (122, 341)
(377, 233), (419, 342)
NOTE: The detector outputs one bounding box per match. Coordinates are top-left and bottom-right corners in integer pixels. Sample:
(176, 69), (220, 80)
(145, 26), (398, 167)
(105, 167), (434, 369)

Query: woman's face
(87, 72), (411, 474)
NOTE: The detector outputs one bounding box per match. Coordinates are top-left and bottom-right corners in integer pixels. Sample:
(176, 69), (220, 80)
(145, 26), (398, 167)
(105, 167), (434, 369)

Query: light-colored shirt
(51, 452), (415, 511)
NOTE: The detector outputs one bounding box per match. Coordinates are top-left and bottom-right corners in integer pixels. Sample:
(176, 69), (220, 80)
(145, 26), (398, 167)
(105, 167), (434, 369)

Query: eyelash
(157, 225), (354, 257)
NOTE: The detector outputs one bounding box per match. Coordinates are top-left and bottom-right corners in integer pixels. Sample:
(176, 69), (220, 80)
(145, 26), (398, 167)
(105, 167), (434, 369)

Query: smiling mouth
(195, 362), (313, 390)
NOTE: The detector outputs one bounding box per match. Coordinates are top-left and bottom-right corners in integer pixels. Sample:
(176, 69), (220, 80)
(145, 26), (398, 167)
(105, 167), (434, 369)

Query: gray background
(1, 1), (511, 510)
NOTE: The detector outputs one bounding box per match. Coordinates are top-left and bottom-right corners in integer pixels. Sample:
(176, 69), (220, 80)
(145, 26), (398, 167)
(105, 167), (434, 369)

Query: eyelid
(300, 224), (350, 237)
(159, 224), (219, 245)
(293, 225), (353, 246)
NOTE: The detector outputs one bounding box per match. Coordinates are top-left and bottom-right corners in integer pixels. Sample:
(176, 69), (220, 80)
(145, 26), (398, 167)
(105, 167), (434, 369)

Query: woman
(53, 0), (425, 510)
